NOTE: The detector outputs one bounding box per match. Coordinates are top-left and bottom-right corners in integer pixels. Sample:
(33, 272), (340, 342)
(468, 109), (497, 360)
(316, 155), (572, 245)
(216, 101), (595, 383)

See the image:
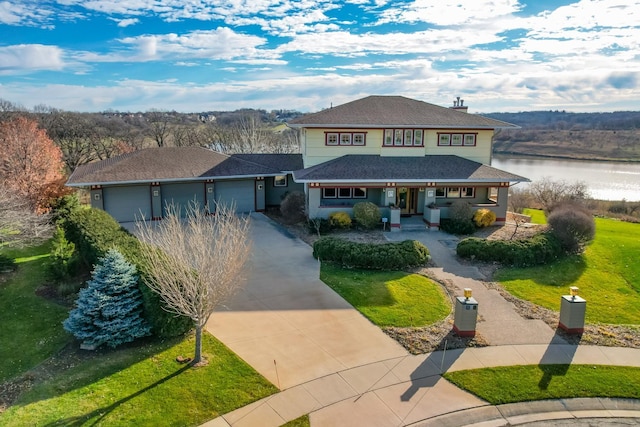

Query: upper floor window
(325, 132), (367, 146)
(383, 129), (425, 147)
(438, 132), (477, 146)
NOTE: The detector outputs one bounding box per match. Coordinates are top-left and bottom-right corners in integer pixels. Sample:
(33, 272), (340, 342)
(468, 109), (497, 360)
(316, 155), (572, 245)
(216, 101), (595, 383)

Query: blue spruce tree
(63, 248), (151, 348)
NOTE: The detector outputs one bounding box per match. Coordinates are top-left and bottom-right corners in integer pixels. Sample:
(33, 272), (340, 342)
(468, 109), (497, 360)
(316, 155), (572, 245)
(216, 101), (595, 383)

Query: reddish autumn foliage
(0, 116), (67, 212)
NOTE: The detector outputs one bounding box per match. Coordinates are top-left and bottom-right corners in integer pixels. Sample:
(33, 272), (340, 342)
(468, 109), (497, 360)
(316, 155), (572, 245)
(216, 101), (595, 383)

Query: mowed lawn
(0, 242), (70, 382)
(320, 264), (450, 327)
(495, 218), (640, 324)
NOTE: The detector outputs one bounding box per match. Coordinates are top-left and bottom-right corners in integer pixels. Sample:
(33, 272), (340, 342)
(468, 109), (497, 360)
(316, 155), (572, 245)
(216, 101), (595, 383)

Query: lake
(491, 156), (640, 202)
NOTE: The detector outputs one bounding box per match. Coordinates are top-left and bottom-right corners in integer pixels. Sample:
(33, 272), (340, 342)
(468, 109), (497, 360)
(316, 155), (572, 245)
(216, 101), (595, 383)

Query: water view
(492, 156), (640, 202)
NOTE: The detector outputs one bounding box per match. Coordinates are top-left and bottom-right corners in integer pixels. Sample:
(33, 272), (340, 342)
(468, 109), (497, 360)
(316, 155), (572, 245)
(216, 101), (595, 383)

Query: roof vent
(450, 96), (469, 112)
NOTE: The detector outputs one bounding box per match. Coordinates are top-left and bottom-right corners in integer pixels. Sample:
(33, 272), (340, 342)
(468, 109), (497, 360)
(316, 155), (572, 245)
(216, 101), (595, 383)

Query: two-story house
(288, 95), (526, 227)
(66, 95), (526, 227)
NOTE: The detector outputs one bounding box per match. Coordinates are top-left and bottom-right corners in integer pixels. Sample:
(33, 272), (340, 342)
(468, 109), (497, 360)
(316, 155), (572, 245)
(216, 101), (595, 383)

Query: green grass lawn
(444, 365), (640, 404)
(494, 218), (640, 324)
(0, 333), (277, 426)
(522, 208), (547, 224)
(0, 242), (70, 382)
(320, 263), (450, 327)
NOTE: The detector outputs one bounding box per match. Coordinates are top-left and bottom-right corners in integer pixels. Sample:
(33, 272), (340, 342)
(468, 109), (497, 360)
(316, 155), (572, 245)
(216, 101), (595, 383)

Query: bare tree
(135, 202), (251, 364)
(0, 186), (52, 247)
(147, 109), (172, 147)
(508, 186), (532, 213)
(529, 177), (590, 212)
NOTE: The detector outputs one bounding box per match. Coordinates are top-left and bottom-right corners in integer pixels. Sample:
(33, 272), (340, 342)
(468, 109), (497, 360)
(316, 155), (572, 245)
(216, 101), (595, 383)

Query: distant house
(67, 95), (527, 227)
(288, 95), (527, 226)
(66, 147), (303, 222)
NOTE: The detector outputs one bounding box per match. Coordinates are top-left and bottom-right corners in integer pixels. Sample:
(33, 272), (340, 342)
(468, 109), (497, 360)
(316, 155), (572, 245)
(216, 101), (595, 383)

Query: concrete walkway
(203, 219), (640, 426)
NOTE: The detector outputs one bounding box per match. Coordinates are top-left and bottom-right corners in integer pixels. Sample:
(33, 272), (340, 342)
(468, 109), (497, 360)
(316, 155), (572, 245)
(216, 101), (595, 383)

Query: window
(353, 188), (367, 198)
(464, 134), (476, 146)
(489, 187), (498, 202)
(404, 129), (413, 146)
(325, 132), (367, 146)
(438, 134), (451, 146)
(274, 175), (287, 187)
(438, 132), (477, 146)
(394, 129), (403, 146)
(338, 188), (352, 198)
(447, 187), (461, 198)
(323, 188), (337, 198)
(414, 129), (423, 146)
(435, 187), (446, 198)
(461, 187), (475, 197)
(322, 187), (367, 199)
(384, 129), (393, 146)
(384, 129), (425, 147)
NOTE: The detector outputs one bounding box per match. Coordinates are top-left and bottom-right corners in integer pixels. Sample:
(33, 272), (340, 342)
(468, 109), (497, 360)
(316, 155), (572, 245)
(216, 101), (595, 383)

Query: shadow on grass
(43, 362), (192, 427)
(498, 254), (587, 287)
(538, 328), (582, 390)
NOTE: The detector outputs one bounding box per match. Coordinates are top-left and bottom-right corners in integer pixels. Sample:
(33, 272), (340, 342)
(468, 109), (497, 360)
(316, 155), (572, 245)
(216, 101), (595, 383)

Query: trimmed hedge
(62, 208), (191, 337)
(313, 237), (430, 270)
(456, 232), (564, 267)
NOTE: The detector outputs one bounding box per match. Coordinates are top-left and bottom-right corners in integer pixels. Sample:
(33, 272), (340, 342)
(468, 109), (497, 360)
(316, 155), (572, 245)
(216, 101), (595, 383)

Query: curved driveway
(206, 214), (407, 390)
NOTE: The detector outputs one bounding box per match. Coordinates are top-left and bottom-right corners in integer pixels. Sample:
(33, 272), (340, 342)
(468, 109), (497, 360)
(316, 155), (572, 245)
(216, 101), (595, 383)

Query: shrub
(307, 217), (332, 236)
(440, 218), (476, 235)
(47, 226), (79, 283)
(548, 204), (595, 253)
(329, 211), (352, 229)
(607, 201), (628, 215)
(313, 237), (430, 270)
(63, 249), (151, 349)
(0, 254), (16, 273)
(457, 232), (564, 267)
(280, 191), (306, 224)
(353, 202), (382, 229)
(63, 208), (191, 337)
(473, 209), (497, 228)
(49, 193), (81, 224)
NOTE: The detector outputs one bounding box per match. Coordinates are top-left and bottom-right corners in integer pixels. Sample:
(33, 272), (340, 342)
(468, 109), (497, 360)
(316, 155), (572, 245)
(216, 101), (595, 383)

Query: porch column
(495, 185), (509, 225)
(307, 185), (322, 218)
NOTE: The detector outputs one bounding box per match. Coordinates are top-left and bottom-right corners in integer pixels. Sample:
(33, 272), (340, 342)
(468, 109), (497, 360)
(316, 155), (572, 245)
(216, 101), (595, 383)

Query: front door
(397, 188), (418, 215)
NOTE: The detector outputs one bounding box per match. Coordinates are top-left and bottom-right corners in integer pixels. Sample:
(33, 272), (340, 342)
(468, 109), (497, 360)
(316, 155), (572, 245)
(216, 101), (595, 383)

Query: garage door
(103, 185), (152, 222)
(161, 182), (205, 217)
(215, 180), (255, 213)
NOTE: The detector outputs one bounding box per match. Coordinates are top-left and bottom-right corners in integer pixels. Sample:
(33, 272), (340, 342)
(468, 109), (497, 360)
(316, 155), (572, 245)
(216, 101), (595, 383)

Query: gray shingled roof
(233, 153), (303, 172)
(288, 95), (517, 129)
(293, 155), (528, 183)
(67, 147), (303, 186)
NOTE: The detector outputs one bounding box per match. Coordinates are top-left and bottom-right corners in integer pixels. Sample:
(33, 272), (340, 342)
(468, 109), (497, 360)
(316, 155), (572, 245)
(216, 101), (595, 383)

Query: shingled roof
(288, 96), (517, 129)
(67, 147), (302, 186)
(293, 155), (528, 183)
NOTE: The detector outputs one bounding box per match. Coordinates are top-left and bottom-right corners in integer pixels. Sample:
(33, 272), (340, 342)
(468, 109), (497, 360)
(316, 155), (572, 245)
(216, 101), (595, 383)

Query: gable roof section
(293, 155), (528, 183)
(288, 95), (517, 129)
(233, 153), (303, 172)
(67, 147), (303, 186)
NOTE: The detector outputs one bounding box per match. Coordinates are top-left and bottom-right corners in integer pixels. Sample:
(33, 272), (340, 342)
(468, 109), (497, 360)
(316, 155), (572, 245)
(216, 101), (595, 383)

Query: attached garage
(215, 180), (255, 213)
(103, 185), (152, 222)
(161, 182), (206, 216)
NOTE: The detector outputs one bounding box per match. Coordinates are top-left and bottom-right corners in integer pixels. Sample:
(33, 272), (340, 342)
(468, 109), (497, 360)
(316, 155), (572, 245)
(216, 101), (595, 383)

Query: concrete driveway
(206, 214), (406, 389)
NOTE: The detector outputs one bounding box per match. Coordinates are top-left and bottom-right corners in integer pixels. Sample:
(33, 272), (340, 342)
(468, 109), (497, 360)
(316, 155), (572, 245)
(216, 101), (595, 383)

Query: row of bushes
(456, 232), (564, 267)
(61, 208), (191, 337)
(313, 237), (430, 270)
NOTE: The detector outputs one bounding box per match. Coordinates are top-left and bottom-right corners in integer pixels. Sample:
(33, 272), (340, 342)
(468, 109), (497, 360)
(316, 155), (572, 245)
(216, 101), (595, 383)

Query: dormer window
(383, 129), (425, 147)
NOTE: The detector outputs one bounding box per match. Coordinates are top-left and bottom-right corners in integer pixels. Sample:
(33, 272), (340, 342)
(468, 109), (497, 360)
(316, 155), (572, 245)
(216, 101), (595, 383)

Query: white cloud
(112, 17), (139, 27)
(0, 0), (54, 27)
(0, 44), (65, 74)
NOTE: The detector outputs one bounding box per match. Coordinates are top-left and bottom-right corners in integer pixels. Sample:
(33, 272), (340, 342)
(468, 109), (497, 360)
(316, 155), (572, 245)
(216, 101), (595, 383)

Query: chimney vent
(450, 96), (469, 112)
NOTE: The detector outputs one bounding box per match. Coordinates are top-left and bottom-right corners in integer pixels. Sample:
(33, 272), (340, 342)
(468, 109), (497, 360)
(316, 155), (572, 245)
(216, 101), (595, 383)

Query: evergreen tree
(63, 248), (151, 348)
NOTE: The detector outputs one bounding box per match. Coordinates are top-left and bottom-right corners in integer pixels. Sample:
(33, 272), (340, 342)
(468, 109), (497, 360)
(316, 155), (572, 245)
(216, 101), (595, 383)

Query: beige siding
(303, 128), (382, 167)
(424, 129), (493, 164)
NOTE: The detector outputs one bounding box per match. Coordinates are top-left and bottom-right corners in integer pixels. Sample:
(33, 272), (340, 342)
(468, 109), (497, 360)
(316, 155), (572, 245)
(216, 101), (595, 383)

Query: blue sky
(0, 0), (638, 113)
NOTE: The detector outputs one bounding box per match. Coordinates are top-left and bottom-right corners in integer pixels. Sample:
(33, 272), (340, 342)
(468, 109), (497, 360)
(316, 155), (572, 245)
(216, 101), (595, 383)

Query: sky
(0, 0), (638, 113)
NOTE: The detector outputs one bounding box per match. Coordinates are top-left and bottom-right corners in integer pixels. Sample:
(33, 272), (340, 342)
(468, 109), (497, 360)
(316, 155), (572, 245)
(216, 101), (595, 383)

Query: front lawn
(1, 334), (277, 426)
(0, 242), (70, 382)
(444, 365), (640, 404)
(494, 218), (640, 324)
(320, 264), (450, 327)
